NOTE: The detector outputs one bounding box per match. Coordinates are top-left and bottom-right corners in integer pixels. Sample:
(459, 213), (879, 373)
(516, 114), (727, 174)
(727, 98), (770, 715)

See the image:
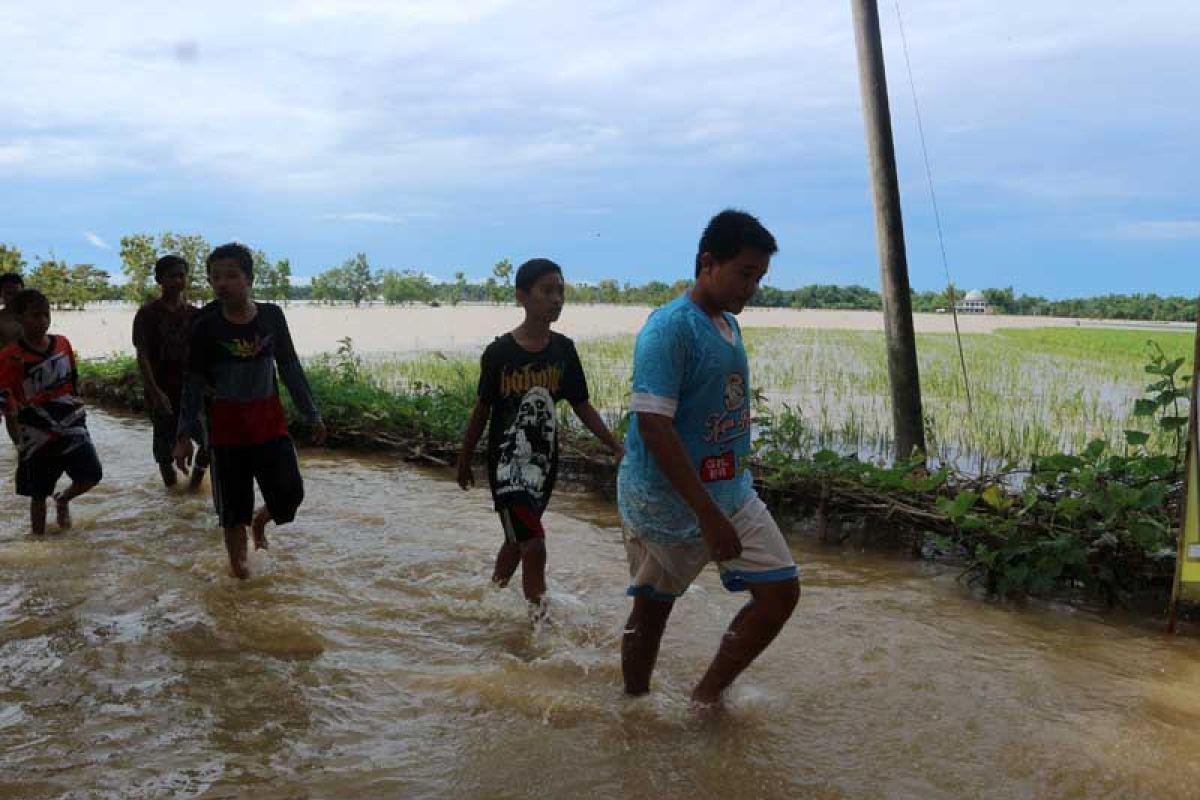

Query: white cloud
(83, 231), (112, 250)
(1110, 221), (1200, 241)
(0, 0), (1195, 208)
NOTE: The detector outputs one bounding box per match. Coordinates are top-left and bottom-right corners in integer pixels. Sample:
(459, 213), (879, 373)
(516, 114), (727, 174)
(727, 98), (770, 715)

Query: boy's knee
(520, 538), (546, 555)
(758, 578), (800, 621)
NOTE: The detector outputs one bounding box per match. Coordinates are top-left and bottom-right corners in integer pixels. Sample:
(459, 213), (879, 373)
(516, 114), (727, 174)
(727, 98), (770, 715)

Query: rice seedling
(351, 326), (1193, 473)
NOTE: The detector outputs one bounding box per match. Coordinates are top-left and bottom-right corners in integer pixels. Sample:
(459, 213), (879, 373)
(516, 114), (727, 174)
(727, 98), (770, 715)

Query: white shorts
(623, 493), (799, 600)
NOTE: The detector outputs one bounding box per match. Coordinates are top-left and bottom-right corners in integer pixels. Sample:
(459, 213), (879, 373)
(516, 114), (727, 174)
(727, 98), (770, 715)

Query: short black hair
(206, 242), (254, 279)
(0, 272), (23, 292)
(515, 258), (563, 293)
(10, 288), (49, 316)
(154, 254), (189, 284)
(695, 209), (778, 277)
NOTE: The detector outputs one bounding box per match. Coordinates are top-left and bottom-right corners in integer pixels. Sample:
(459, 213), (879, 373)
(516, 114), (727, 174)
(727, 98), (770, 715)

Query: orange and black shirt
(0, 335), (90, 460)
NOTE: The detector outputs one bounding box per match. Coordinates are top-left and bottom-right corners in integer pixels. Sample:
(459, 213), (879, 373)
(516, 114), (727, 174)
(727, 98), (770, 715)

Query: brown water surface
(3, 411), (1200, 799)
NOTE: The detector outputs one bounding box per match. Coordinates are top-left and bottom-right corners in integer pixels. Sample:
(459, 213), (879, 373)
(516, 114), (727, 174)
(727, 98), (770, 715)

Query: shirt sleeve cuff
(629, 392), (678, 418)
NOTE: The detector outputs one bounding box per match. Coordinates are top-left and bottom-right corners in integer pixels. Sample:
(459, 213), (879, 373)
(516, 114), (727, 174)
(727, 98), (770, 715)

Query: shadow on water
(4, 410), (1200, 799)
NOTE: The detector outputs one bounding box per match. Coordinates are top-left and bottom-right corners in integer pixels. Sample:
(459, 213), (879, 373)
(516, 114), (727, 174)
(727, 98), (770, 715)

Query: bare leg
(30, 497), (47, 536)
(224, 526), (250, 579)
(251, 505), (271, 550)
(519, 539), (546, 604)
(492, 540), (521, 588)
(53, 481), (96, 530)
(188, 446), (209, 493)
(187, 465), (206, 492)
(158, 463), (178, 488)
(691, 578), (800, 705)
(622, 595), (675, 695)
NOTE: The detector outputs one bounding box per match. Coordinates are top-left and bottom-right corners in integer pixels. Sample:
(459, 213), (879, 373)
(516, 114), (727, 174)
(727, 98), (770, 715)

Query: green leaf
(1133, 399), (1158, 417)
(1083, 440), (1107, 461)
(981, 485), (1012, 513)
(1124, 430), (1150, 446)
(937, 490), (978, 522)
(1161, 416), (1190, 430)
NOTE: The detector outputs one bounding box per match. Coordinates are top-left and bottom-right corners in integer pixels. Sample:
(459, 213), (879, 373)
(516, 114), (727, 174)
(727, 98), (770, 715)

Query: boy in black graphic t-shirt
(457, 259), (623, 620)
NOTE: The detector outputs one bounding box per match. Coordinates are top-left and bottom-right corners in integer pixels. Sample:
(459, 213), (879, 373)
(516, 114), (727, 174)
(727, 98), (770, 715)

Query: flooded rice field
(4, 411), (1200, 799)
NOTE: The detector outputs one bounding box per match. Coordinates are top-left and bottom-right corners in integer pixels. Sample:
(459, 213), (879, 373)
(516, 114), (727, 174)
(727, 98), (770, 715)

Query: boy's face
(207, 259), (252, 304)
(158, 264), (188, 297)
(700, 247), (770, 314)
(19, 304), (50, 340)
(1, 281), (22, 307)
(517, 270), (565, 324)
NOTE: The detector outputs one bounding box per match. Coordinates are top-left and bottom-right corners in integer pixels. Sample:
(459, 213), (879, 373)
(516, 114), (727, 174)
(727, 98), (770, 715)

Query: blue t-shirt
(617, 294), (755, 543)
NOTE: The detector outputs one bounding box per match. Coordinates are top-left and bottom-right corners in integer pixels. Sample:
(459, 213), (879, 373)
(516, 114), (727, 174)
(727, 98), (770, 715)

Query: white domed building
(955, 289), (990, 314)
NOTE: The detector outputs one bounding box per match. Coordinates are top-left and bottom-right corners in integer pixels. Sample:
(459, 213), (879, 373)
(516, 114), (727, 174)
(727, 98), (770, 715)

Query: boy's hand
(456, 454), (474, 490)
(147, 387), (171, 413)
(311, 420), (328, 446)
(173, 437), (194, 473)
(610, 443), (625, 466)
(699, 507), (742, 562)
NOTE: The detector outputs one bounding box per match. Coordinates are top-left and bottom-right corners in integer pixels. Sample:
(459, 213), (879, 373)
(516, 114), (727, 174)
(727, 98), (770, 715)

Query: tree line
(0, 238), (1195, 322)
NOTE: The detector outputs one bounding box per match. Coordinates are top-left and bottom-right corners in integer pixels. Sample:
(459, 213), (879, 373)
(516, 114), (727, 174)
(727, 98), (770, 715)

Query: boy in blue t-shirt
(618, 209), (800, 706)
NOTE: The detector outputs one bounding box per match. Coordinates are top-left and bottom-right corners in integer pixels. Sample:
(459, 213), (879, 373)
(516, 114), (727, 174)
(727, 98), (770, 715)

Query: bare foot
(159, 463), (178, 488)
(224, 528), (250, 579)
(187, 468), (206, 493)
(527, 596), (550, 627)
(251, 509), (271, 551)
(53, 493), (72, 530)
(688, 693), (728, 720)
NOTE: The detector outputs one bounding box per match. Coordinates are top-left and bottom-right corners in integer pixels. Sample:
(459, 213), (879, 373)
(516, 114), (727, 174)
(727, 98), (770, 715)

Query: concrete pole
(850, 0), (926, 460)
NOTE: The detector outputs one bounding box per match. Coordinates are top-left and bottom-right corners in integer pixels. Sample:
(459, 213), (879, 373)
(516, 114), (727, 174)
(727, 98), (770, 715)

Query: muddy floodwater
(4, 410), (1200, 799)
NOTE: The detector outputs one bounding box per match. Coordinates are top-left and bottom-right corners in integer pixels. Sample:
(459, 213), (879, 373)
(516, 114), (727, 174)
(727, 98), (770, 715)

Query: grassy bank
(76, 326), (1190, 610)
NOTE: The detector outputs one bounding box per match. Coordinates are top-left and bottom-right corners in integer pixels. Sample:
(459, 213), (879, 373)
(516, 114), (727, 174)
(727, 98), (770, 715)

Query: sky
(0, 1), (1196, 298)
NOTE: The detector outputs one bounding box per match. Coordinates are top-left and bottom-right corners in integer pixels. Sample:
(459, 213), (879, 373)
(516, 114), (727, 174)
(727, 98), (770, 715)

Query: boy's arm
(271, 306), (325, 444)
(456, 398), (490, 489)
(277, 360), (324, 427)
(135, 348), (170, 411)
(571, 401), (623, 461)
(635, 412), (742, 561)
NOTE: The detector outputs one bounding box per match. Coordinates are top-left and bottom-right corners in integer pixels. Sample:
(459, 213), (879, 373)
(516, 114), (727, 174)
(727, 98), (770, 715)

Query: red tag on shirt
(700, 452), (736, 482)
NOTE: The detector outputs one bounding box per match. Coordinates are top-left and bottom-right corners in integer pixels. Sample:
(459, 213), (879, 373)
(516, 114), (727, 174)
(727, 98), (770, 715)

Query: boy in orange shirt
(0, 289), (102, 534)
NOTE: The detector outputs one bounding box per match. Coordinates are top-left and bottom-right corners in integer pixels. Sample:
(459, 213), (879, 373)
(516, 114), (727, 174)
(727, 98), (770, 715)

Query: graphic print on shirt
(221, 334), (273, 360)
(495, 385), (556, 503)
(0, 339), (88, 458)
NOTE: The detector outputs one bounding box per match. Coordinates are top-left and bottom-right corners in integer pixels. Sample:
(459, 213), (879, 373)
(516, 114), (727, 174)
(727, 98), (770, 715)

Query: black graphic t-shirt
(478, 332), (589, 512)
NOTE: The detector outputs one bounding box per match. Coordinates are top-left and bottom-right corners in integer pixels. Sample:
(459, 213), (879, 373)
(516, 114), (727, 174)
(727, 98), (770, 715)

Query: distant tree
(0, 244), (26, 275)
(493, 258), (513, 289)
(342, 253), (378, 306)
(274, 258), (292, 305)
(120, 234), (158, 303)
(66, 264), (110, 309)
(27, 257), (72, 309)
(381, 269), (435, 305)
(310, 268), (345, 305)
(452, 271), (467, 306)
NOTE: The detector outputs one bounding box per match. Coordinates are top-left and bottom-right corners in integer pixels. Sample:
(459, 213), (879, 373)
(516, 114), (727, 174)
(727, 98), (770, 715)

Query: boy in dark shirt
(132, 255), (208, 489)
(173, 243), (325, 579)
(457, 258), (623, 620)
(0, 273), (24, 351)
(0, 289), (102, 534)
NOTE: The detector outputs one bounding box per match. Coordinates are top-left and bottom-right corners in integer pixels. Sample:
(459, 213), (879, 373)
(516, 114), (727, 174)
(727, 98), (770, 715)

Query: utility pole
(850, 0), (926, 460)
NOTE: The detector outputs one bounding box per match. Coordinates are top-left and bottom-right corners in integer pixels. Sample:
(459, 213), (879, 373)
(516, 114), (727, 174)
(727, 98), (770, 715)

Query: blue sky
(1, 1), (1196, 298)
